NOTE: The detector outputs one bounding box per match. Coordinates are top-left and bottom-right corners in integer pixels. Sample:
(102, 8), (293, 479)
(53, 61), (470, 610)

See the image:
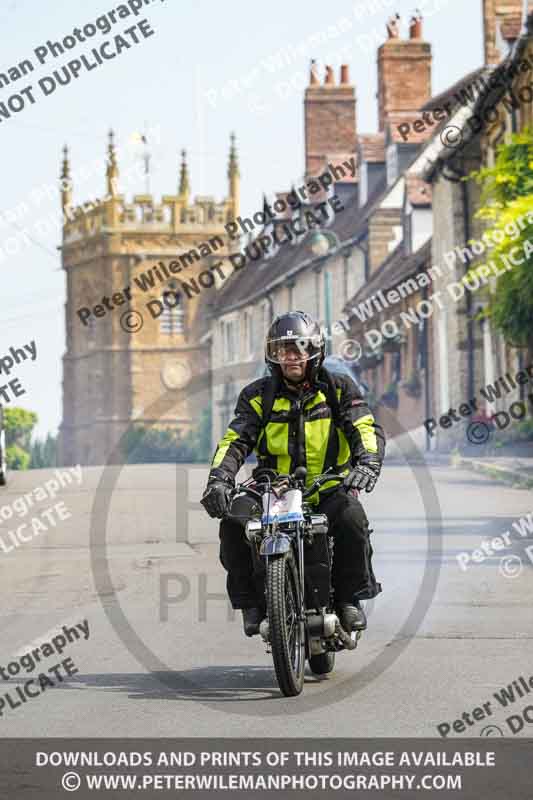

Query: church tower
(59, 132), (239, 465)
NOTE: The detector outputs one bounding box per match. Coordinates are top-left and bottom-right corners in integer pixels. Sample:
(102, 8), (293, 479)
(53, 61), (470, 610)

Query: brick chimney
(377, 12), (432, 131)
(483, 0), (524, 64)
(304, 61), (356, 177)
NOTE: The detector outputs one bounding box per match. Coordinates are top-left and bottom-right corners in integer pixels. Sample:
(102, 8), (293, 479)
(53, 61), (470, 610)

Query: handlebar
(302, 473), (345, 498)
(229, 470), (346, 501)
(222, 470), (348, 521)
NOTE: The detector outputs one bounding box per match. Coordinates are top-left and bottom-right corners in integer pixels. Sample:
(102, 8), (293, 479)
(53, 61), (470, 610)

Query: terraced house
(208, 1), (533, 456)
(208, 11), (435, 450)
(58, 1), (533, 465)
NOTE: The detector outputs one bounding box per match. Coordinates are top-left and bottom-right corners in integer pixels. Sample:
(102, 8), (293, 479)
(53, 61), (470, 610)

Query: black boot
(336, 601), (367, 633)
(241, 607), (264, 637)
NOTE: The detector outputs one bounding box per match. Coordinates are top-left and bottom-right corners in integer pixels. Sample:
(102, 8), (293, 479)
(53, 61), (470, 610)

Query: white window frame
(221, 314), (239, 364)
(242, 308), (254, 359)
(261, 302), (271, 337)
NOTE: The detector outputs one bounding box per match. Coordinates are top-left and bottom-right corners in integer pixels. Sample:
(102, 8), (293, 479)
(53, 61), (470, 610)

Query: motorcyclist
(201, 311), (385, 637)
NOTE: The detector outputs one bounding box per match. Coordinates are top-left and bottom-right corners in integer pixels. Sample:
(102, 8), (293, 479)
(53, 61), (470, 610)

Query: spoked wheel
(266, 552), (305, 697)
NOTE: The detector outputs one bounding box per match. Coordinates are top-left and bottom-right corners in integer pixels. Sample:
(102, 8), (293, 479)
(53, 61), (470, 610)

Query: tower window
(160, 281), (184, 335)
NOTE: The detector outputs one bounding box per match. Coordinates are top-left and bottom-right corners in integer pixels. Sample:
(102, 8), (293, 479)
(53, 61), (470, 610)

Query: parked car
(0, 405), (7, 486)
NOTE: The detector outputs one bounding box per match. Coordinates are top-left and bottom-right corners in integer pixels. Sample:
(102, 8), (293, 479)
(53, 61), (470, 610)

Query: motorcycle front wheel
(266, 551), (305, 697)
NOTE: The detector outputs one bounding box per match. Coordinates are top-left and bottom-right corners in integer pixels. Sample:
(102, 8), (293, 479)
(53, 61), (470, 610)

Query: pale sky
(0, 0), (482, 438)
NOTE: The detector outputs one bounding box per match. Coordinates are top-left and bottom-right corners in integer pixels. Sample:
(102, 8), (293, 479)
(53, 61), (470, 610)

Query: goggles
(266, 335), (322, 364)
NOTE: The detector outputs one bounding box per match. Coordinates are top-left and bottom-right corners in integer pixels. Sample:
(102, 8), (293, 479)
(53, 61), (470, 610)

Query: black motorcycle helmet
(265, 311), (325, 383)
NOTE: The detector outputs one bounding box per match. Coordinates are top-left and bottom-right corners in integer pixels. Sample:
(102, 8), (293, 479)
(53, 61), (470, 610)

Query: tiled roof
(211, 172), (390, 315)
(211, 202), (354, 314)
(343, 237), (432, 312)
(415, 27), (533, 181)
(213, 229), (316, 313)
(333, 171), (388, 243)
(422, 67), (486, 112)
(385, 237), (433, 290)
(209, 131), (429, 317)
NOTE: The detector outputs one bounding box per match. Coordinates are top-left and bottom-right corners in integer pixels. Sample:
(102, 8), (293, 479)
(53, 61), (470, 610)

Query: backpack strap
(260, 370), (280, 428)
(317, 366), (342, 429)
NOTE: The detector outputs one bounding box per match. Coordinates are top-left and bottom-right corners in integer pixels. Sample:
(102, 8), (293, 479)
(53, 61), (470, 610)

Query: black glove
(343, 458), (381, 493)
(200, 479), (233, 518)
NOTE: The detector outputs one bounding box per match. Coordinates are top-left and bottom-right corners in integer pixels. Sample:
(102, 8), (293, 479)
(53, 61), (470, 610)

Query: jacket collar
(280, 369), (329, 400)
(282, 378), (310, 395)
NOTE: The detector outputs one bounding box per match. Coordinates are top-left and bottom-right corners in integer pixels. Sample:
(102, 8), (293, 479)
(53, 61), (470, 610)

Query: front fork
(296, 523), (306, 626)
(257, 525), (307, 645)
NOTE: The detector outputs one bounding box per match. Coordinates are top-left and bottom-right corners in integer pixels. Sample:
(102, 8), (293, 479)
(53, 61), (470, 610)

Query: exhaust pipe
(335, 619), (357, 650)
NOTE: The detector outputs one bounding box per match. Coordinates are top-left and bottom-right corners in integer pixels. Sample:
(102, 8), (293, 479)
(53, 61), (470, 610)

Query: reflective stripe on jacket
(209, 372), (385, 505)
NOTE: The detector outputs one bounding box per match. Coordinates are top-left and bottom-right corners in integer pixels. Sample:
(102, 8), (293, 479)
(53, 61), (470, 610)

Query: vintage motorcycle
(225, 466), (362, 697)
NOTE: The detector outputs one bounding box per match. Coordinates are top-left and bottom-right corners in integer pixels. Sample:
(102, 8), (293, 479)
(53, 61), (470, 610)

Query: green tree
(6, 444), (30, 470)
(123, 403), (213, 464)
(468, 128), (533, 352)
(30, 433), (58, 468)
(3, 407), (38, 470)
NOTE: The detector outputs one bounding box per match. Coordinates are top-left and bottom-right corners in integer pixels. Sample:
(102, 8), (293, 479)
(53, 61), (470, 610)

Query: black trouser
(218, 487), (382, 609)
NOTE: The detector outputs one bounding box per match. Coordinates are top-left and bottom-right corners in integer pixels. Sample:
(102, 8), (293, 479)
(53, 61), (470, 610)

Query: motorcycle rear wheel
(266, 552), (305, 697)
(309, 650), (335, 675)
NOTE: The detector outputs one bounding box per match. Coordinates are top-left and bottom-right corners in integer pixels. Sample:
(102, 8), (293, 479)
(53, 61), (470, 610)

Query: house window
(243, 310), (254, 358)
(160, 281), (184, 334)
(261, 303), (270, 336)
(222, 318), (238, 362)
(250, 308), (257, 354)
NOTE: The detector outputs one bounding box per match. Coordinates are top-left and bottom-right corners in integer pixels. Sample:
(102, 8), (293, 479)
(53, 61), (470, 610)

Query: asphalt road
(0, 461), (531, 738)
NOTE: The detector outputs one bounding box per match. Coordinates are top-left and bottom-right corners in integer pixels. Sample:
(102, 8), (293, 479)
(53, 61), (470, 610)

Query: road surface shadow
(15, 666), (330, 703)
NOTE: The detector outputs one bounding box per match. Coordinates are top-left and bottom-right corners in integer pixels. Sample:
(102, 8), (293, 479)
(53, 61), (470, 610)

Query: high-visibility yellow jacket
(208, 370), (385, 505)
